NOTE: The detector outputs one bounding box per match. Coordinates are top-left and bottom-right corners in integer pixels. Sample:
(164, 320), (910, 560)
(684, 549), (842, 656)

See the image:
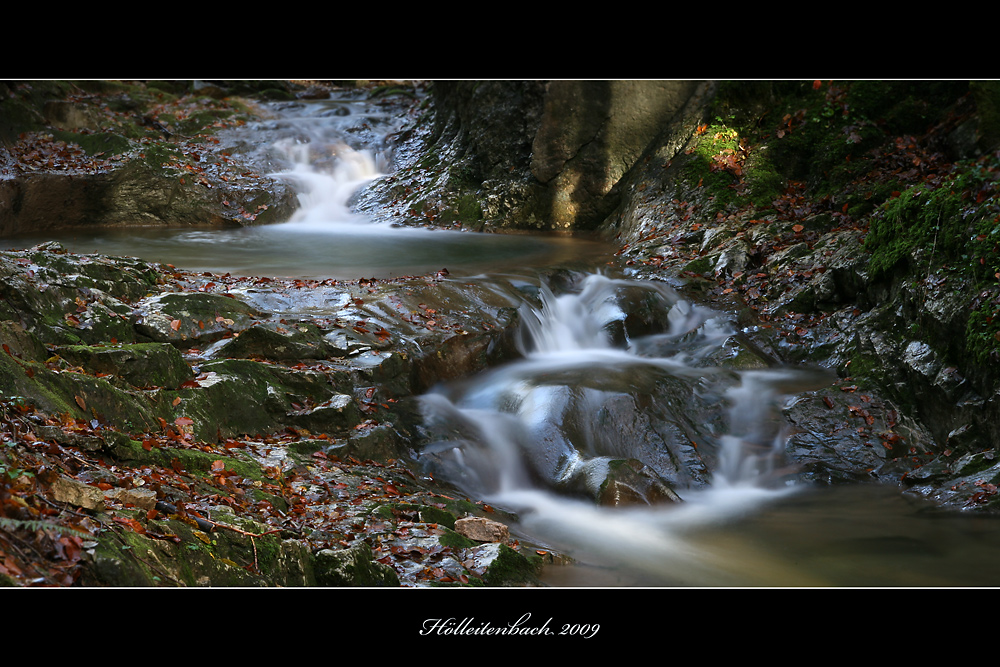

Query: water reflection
(1, 223), (611, 280)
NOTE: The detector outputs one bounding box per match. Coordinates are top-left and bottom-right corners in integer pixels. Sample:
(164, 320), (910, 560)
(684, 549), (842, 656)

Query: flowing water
(11, 91), (1000, 586)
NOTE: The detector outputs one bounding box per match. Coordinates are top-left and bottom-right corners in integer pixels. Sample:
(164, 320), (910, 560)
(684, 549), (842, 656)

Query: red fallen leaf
(114, 516), (146, 534)
(792, 224), (804, 233)
(211, 460), (226, 472)
(813, 80), (822, 90)
(75, 395), (86, 410)
(172, 397), (181, 407)
(96, 482), (114, 491)
(174, 416), (194, 426)
(170, 319), (181, 331)
(385, 484), (400, 496)
(822, 396), (835, 408)
(142, 439), (156, 451)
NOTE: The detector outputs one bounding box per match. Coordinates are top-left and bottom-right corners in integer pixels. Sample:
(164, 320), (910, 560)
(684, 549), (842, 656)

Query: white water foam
(419, 272), (826, 585)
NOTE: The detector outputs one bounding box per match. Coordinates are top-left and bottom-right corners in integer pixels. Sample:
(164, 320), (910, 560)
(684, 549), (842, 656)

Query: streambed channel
(7, 91), (1000, 587)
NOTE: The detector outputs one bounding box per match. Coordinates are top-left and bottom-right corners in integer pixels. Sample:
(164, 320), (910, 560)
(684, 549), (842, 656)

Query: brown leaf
(75, 395), (86, 410)
(170, 319), (181, 331)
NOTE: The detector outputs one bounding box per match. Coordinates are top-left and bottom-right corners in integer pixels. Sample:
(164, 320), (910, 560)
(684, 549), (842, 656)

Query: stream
(10, 91), (1000, 587)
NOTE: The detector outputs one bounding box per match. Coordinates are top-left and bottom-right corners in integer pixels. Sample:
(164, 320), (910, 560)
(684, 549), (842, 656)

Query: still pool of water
(1, 221), (613, 281)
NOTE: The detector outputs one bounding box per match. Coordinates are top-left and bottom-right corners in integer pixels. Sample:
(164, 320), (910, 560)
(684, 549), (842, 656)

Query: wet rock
(178, 358), (357, 441)
(289, 394), (363, 434)
(0, 321), (49, 362)
(598, 459), (683, 506)
(133, 292), (265, 344)
(53, 342), (193, 389)
(213, 322), (332, 361)
(81, 511), (317, 587)
(474, 543), (542, 586)
(330, 422), (411, 462)
(314, 543), (400, 586)
(0, 347), (169, 433)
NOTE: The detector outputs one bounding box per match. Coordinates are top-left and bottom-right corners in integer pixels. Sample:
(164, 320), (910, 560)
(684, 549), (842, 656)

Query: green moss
(683, 256), (714, 275)
(50, 130), (131, 156)
(482, 544), (540, 586)
(957, 452), (998, 477)
(865, 160), (1000, 282)
(0, 81), (76, 144)
(845, 349), (883, 385)
(965, 302), (1000, 366)
(139, 142), (184, 168)
(438, 527), (477, 549)
(972, 81), (1000, 150)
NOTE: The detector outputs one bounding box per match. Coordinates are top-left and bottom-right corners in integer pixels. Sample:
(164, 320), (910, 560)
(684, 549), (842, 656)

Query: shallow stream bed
(7, 91), (1000, 587)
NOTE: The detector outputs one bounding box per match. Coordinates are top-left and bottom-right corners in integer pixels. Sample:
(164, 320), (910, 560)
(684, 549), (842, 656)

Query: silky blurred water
(7, 90), (1000, 587)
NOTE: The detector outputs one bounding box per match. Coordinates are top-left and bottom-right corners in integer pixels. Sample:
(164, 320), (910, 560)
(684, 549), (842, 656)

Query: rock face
(528, 80), (709, 228)
(359, 80), (711, 231)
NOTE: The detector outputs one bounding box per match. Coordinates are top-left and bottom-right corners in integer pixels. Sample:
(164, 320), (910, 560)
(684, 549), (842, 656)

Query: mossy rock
(0, 320), (49, 362)
(134, 292), (266, 344)
(213, 323), (330, 361)
(50, 130), (131, 156)
(314, 543), (400, 586)
(0, 351), (168, 432)
(165, 357), (359, 441)
(53, 342), (193, 389)
(480, 543), (542, 586)
(82, 514), (313, 587)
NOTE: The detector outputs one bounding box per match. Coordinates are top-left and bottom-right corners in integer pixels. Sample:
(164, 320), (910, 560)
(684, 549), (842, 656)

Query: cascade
(416, 272), (831, 584)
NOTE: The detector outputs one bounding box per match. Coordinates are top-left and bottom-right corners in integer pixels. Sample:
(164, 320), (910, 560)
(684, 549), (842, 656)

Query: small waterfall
(269, 137), (386, 229)
(418, 272), (828, 584)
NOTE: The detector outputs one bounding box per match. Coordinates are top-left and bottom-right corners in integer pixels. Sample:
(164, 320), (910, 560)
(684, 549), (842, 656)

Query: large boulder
(358, 80), (712, 231)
